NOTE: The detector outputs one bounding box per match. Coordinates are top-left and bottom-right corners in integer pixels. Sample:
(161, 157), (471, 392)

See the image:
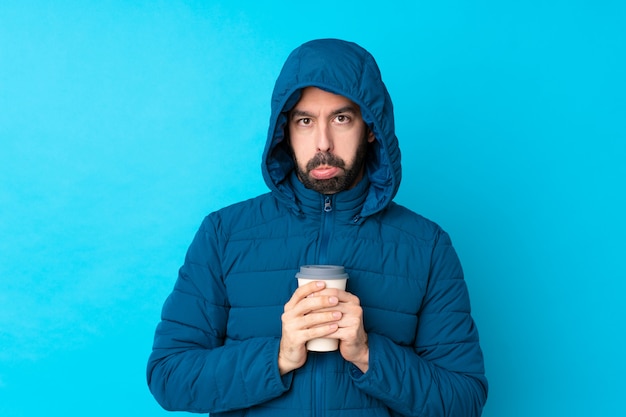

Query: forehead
(294, 87), (360, 112)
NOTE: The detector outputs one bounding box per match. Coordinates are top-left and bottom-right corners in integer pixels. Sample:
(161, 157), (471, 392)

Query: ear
(367, 128), (376, 143)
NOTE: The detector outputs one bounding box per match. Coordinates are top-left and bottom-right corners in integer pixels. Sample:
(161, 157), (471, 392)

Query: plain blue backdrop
(1, 1), (625, 416)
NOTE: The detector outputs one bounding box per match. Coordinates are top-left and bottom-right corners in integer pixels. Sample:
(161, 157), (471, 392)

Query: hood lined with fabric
(261, 39), (402, 220)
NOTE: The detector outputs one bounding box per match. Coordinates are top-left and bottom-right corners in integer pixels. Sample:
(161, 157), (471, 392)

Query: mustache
(306, 153), (346, 172)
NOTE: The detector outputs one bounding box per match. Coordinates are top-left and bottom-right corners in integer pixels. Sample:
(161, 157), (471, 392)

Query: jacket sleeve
(146, 215), (293, 413)
(351, 230), (488, 416)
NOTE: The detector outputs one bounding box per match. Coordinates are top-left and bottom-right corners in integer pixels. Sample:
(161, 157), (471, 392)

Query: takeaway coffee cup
(296, 265), (349, 352)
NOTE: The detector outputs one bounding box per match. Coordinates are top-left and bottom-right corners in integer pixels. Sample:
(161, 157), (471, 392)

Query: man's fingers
(285, 281), (326, 309)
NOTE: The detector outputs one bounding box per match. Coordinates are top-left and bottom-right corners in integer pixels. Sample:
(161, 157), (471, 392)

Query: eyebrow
(290, 105), (359, 120)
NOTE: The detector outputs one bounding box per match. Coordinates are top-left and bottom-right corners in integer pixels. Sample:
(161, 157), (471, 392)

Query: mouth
(310, 165), (341, 180)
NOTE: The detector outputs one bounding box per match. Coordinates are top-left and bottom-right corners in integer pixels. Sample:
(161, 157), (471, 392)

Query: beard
(294, 138), (370, 195)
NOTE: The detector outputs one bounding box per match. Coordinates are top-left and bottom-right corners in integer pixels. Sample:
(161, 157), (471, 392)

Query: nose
(316, 124), (333, 153)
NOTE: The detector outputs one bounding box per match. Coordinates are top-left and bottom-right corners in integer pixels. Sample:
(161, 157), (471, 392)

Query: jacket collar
(287, 171), (370, 224)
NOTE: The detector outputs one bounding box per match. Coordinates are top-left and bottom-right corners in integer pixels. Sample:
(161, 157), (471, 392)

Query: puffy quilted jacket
(147, 39), (488, 416)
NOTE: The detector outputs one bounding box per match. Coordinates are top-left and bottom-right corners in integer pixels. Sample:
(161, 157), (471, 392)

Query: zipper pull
(324, 196), (332, 212)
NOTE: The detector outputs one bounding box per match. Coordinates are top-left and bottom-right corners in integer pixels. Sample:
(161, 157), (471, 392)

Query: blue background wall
(1, 1), (624, 416)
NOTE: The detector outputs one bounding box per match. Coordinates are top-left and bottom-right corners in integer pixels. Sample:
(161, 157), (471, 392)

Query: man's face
(288, 87), (375, 195)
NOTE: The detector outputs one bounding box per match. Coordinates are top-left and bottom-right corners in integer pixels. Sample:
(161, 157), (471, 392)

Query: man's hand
(331, 289), (369, 373)
(279, 281), (342, 375)
(279, 281), (370, 375)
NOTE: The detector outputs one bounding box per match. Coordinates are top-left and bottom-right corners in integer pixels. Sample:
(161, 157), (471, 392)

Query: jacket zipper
(312, 197), (333, 417)
(319, 195), (334, 265)
(313, 353), (324, 417)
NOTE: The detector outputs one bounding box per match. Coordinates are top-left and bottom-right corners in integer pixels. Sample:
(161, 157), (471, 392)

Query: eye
(335, 115), (351, 124)
(297, 117), (312, 126)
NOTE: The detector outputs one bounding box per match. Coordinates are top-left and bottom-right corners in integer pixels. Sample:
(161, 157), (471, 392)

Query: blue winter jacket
(147, 39), (488, 416)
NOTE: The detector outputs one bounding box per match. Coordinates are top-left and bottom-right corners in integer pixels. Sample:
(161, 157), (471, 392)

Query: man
(147, 39), (488, 416)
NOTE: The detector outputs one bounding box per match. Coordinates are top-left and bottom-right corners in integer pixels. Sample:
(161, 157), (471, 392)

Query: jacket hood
(261, 38), (401, 219)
